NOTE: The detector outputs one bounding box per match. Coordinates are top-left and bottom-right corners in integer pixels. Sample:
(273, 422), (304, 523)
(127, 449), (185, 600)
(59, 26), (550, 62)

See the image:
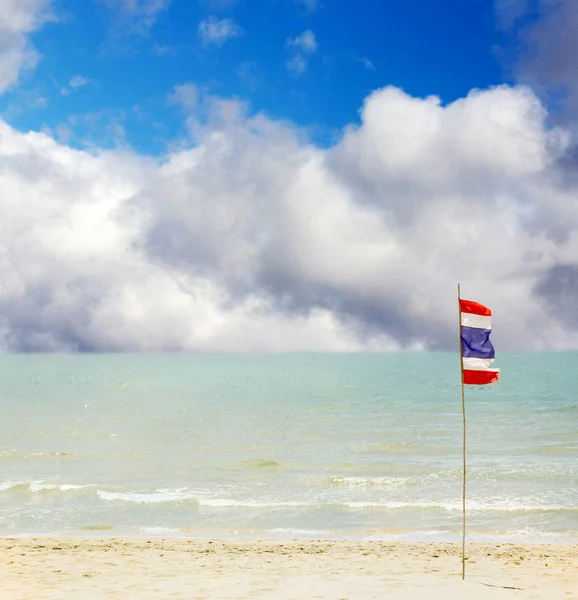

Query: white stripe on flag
(462, 357), (499, 371)
(461, 313), (491, 329)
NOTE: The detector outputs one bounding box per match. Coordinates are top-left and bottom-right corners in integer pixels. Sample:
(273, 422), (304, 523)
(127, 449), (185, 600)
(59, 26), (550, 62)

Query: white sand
(1, 538), (576, 599)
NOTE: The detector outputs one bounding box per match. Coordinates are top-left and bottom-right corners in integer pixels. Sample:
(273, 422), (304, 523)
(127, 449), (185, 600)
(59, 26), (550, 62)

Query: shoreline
(1, 537), (576, 599)
(2, 529), (577, 545)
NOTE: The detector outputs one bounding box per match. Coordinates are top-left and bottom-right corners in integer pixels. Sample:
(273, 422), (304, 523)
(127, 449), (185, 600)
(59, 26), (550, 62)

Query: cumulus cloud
(0, 0), (52, 93)
(60, 75), (92, 96)
(198, 17), (242, 46)
(286, 30), (318, 75)
(98, 0), (170, 33)
(358, 56), (376, 71)
(69, 75), (90, 89)
(167, 82), (198, 110)
(288, 30), (318, 54)
(1, 83), (578, 352)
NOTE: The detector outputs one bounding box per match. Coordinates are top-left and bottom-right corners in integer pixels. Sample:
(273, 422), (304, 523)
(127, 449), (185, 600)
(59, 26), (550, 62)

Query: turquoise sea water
(0, 353), (576, 542)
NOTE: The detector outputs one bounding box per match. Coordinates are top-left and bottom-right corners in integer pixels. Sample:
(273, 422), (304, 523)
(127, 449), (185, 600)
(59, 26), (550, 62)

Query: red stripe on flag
(459, 299), (492, 317)
(463, 369), (499, 385)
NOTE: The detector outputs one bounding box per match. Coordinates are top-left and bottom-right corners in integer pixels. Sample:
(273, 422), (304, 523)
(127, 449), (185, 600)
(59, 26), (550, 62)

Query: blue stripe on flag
(461, 326), (495, 359)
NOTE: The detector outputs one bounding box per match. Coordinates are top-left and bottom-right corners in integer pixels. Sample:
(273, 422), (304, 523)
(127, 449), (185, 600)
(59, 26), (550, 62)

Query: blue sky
(1, 0), (513, 154)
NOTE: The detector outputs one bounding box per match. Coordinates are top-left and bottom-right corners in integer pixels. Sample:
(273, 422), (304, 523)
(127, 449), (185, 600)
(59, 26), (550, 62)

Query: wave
(138, 527), (182, 535)
(201, 499), (577, 513)
(98, 490), (199, 504)
(324, 468), (578, 487)
(327, 476), (414, 487)
(93, 489), (578, 513)
(341, 500), (578, 513)
(2, 481), (575, 515)
(0, 481), (94, 493)
(97, 491), (312, 507)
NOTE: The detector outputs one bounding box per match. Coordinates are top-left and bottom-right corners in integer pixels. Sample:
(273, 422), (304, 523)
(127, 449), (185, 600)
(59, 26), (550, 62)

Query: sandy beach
(0, 538), (576, 599)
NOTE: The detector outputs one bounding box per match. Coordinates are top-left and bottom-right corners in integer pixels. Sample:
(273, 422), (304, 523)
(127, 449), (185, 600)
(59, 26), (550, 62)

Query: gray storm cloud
(497, 0), (578, 122)
(1, 84), (578, 352)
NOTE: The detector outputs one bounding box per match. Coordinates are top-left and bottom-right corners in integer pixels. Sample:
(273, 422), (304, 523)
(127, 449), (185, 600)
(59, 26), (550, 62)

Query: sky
(1, 0), (578, 352)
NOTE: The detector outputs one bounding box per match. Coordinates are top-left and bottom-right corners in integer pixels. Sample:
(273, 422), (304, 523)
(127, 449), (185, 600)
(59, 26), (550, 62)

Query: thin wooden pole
(458, 283), (466, 580)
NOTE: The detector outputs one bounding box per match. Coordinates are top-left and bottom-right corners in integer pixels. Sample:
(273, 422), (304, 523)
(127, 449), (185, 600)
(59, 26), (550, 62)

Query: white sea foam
(3, 481), (574, 516)
(0, 481), (94, 493)
(98, 490), (198, 504)
(28, 483), (94, 493)
(327, 476), (413, 487)
(343, 500), (578, 512)
(97, 492), (314, 507)
(138, 527), (183, 535)
(92, 491), (578, 514)
(0, 481), (28, 492)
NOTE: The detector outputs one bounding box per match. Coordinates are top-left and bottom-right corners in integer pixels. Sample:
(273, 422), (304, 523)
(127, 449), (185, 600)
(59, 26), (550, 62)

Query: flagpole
(458, 283), (466, 580)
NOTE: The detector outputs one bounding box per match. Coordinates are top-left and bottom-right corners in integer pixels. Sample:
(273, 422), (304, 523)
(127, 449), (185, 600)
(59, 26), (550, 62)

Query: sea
(0, 352), (576, 543)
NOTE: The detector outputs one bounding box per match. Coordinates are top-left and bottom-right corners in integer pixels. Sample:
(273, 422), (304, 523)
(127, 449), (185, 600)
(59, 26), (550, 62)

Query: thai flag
(460, 299), (499, 385)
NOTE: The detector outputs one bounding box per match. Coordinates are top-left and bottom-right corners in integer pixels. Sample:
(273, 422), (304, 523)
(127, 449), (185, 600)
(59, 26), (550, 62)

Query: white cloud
(29, 95), (48, 108)
(152, 42), (172, 55)
(1, 84), (578, 352)
(286, 54), (307, 76)
(61, 75), (92, 95)
(168, 83), (198, 110)
(0, 0), (52, 93)
(294, 0), (323, 14)
(46, 109), (128, 149)
(359, 56), (376, 71)
(286, 30), (317, 75)
(0, 0), (52, 31)
(70, 75), (90, 89)
(198, 17), (242, 46)
(1, 86), (49, 119)
(98, 0), (170, 33)
(288, 30), (318, 54)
